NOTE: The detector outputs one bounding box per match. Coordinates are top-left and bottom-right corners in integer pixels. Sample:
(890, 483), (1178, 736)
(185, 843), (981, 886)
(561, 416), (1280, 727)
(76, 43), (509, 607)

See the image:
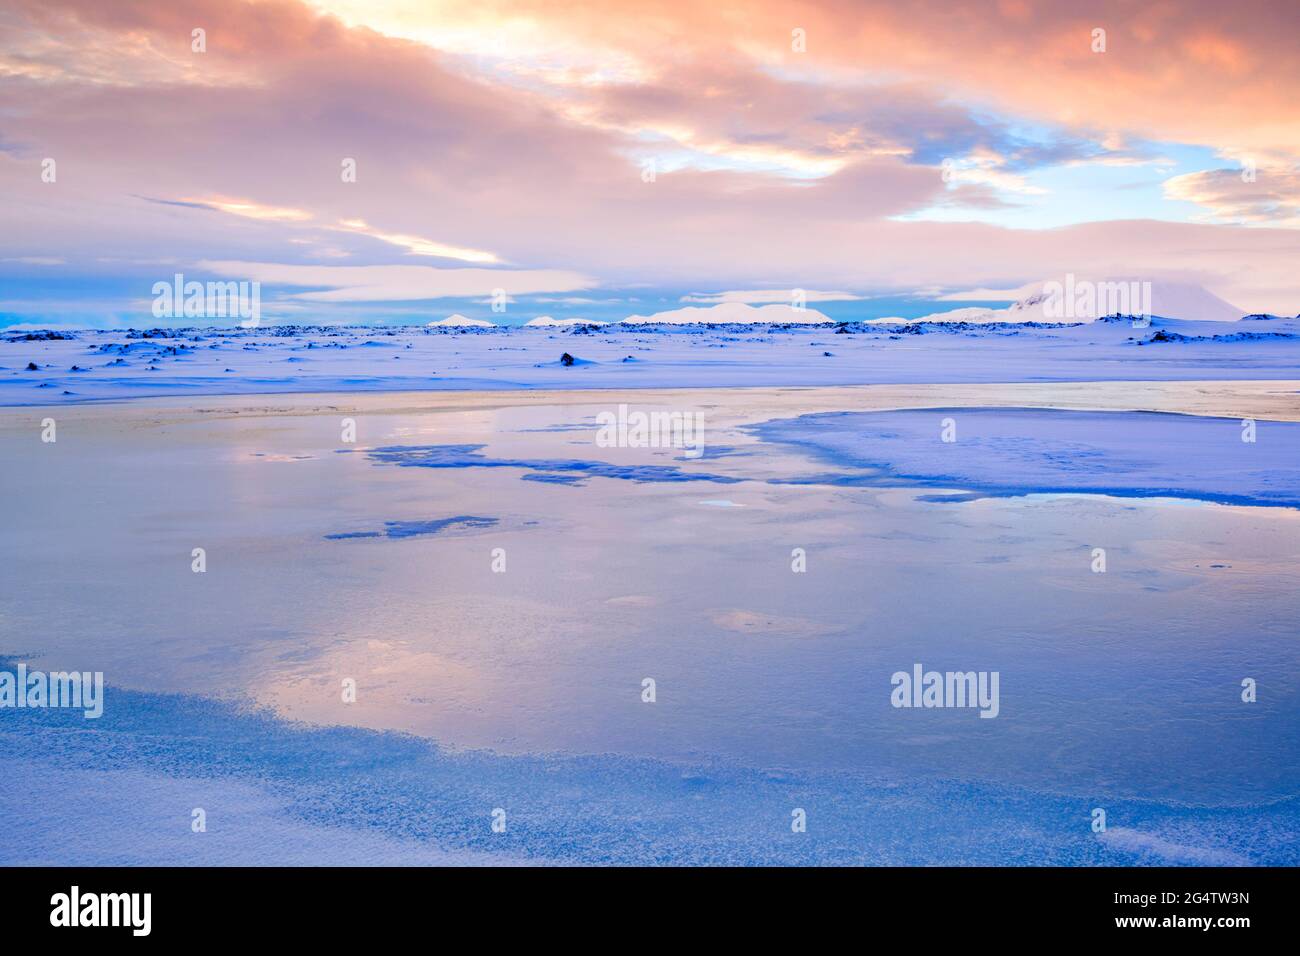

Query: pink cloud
(0, 0), (1296, 315)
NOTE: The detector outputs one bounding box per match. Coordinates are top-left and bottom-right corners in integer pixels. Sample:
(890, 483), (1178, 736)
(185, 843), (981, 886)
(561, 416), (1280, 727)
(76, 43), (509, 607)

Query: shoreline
(2, 379), (1299, 426)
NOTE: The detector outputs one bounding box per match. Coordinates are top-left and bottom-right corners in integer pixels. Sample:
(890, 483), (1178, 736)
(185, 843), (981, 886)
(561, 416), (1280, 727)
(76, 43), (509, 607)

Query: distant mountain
(622, 302), (834, 325)
(525, 316), (607, 327)
(428, 314), (495, 327)
(906, 279), (1246, 324)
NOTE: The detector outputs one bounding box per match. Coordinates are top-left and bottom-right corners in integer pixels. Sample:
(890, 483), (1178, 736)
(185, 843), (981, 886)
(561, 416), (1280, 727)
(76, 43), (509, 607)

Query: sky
(1, 0), (1298, 327)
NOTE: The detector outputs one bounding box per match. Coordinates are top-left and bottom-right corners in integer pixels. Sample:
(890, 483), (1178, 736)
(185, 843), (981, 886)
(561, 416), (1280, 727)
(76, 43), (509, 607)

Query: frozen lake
(2, 380), (1298, 864)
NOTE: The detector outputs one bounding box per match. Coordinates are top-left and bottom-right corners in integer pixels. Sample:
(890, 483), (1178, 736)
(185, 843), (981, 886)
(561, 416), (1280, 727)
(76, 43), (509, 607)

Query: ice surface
(361, 443), (743, 486)
(324, 516), (498, 540)
(752, 408), (1300, 508)
(3, 669), (1294, 865)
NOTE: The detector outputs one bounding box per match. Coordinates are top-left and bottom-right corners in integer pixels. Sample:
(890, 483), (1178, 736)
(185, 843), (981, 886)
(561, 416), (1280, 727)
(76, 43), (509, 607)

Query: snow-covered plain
(3, 312), (1299, 406)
